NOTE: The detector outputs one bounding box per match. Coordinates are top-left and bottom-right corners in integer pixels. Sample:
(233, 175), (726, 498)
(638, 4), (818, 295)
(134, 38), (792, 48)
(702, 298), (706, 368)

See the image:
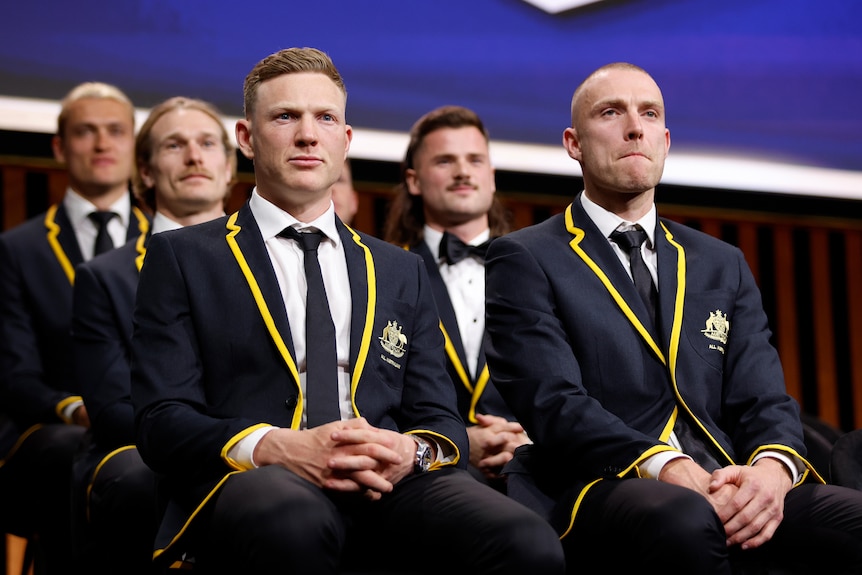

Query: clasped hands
(660, 457), (794, 550)
(252, 417), (417, 501)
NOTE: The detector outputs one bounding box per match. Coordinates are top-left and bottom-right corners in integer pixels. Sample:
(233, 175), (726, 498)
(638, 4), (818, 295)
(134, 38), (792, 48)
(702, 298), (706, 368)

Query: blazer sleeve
(131, 233), (253, 479)
(0, 234), (70, 424)
(73, 261), (135, 447)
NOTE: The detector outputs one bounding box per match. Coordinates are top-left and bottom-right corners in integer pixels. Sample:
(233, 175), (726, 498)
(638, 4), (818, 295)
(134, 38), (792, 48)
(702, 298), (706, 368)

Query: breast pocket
(681, 290), (735, 373)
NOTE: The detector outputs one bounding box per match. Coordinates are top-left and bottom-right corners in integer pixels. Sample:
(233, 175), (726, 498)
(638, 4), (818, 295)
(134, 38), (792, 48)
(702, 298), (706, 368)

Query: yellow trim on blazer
(343, 223), (377, 418)
(406, 430), (462, 468)
(45, 204), (150, 284)
(0, 424), (43, 468)
(440, 322), (491, 424)
(564, 205), (665, 364)
(749, 444), (825, 486)
(55, 395), (84, 423)
(132, 206), (151, 272)
(152, 470), (243, 561)
(221, 423), (275, 471)
(86, 445), (137, 521)
(45, 204), (76, 285)
(224, 212), (303, 429)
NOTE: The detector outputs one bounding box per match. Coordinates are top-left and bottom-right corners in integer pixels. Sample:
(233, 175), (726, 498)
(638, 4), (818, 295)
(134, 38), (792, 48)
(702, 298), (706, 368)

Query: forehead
(255, 72), (346, 112)
(64, 97), (133, 126)
(581, 68), (664, 110)
(150, 108), (223, 139)
(417, 126), (488, 158)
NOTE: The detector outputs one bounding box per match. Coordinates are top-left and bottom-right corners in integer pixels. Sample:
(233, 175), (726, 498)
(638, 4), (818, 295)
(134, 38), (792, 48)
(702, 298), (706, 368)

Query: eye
(278, 112), (294, 121)
(321, 113), (335, 123)
(644, 110), (658, 118)
(202, 138), (218, 148)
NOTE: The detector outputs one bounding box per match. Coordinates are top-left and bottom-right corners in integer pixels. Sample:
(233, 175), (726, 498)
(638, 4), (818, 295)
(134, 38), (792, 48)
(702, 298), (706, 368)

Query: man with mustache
(70, 96), (235, 574)
(0, 81), (148, 572)
(383, 105), (530, 491)
(484, 62), (862, 574)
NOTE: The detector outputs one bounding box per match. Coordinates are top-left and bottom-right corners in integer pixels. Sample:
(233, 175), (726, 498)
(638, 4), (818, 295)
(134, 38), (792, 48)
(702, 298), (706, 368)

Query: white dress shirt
(63, 188), (130, 261)
(423, 226), (489, 378)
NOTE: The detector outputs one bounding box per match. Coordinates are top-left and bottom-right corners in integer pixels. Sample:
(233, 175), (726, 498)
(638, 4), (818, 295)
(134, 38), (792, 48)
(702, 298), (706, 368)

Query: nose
(295, 115), (318, 147)
(625, 114), (644, 141)
(186, 140), (203, 164)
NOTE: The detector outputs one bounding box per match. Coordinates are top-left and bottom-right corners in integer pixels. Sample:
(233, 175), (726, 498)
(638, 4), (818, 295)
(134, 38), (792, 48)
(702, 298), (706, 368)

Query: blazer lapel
(44, 203), (84, 285)
(655, 219), (688, 382)
(224, 205), (299, 386)
(126, 205), (151, 243)
(411, 242), (475, 385)
(339, 221), (375, 414)
(565, 199), (666, 364)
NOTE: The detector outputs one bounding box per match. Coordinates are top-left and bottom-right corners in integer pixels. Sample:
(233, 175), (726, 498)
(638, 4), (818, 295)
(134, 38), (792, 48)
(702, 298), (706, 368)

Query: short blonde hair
(56, 82), (134, 137)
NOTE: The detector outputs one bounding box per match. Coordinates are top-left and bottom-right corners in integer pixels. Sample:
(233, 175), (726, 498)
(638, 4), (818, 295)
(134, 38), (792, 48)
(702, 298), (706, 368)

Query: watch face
(415, 438), (432, 473)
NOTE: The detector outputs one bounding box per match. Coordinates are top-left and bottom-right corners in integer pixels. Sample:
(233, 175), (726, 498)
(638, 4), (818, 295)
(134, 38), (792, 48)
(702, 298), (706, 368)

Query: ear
(139, 162), (155, 189)
(405, 168), (421, 196)
(562, 127), (581, 162)
(235, 119), (254, 160)
(52, 135), (66, 164)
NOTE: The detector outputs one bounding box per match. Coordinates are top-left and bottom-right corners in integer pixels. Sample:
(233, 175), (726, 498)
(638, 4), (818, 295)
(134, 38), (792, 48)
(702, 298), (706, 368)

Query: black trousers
(195, 465), (565, 574)
(0, 423), (85, 575)
(566, 478), (862, 575)
(71, 446), (159, 575)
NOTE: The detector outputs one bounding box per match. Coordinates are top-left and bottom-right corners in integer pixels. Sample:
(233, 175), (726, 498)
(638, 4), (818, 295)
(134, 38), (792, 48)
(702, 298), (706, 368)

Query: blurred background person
(383, 105), (529, 490)
(0, 81), (147, 573)
(70, 96), (235, 574)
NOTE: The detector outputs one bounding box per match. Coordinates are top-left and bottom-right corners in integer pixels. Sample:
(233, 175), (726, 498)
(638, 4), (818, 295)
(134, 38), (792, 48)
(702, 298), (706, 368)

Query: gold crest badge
(379, 320), (407, 358)
(701, 310), (730, 345)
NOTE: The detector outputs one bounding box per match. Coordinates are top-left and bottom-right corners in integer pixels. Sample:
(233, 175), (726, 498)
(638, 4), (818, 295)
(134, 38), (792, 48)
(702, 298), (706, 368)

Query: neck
(427, 216), (489, 244)
(72, 184), (128, 211)
(158, 203), (225, 227)
(584, 188), (654, 222)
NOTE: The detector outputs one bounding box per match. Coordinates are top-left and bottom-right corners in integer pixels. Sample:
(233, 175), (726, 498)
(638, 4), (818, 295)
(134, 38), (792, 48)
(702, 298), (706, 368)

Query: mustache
(179, 169), (214, 180)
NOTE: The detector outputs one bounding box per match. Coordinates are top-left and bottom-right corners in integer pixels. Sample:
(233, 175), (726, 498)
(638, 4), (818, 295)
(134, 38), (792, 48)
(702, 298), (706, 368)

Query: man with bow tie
(383, 105), (531, 490)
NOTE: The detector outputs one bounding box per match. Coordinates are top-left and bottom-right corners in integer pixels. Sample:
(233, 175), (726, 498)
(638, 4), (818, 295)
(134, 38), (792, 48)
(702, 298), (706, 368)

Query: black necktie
(438, 232), (493, 265)
(610, 227), (657, 324)
(278, 226), (340, 427)
(88, 211), (118, 256)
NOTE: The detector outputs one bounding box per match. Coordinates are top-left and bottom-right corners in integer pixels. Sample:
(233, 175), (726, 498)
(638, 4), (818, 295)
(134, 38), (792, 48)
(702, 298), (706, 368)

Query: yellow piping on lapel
(0, 424), (43, 468)
(132, 206), (150, 272)
(661, 223), (735, 465)
(467, 366), (491, 425)
(564, 204), (665, 363)
(45, 204), (76, 285)
(224, 212), (303, 429)
(345, 225), (376, 417)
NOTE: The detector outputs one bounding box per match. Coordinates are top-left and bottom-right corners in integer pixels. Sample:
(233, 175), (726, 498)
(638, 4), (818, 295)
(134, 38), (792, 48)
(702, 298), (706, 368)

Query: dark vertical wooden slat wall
(2, 158), (861, 431)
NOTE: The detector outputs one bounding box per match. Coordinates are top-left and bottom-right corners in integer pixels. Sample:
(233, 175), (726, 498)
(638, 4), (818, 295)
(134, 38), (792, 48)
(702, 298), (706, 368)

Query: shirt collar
(63, 188), (131, 230)
(151, 211), (185, 235)
(249, 188), (340, 247)
(580, 191), (657, 249)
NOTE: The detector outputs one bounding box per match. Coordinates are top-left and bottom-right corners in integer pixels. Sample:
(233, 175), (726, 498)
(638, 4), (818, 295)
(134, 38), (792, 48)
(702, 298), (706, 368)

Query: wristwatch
(412, 435), (433, 474)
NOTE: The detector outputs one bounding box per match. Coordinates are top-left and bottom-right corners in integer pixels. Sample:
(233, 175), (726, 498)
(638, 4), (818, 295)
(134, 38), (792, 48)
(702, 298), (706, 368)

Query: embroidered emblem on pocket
(380, 320), (407, 358)
(701, 310), (730, 353)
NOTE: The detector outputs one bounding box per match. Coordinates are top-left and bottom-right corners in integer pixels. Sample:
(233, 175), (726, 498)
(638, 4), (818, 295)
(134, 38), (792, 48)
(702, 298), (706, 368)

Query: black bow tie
(438, 232), (493, 265)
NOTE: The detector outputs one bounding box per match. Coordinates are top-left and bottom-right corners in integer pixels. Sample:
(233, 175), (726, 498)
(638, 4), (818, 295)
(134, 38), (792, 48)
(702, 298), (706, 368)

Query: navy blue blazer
(73, 234), (148, 450)
(0, 202), (149, 447)
(410, 241), (515, 424)
(131, 204), (466, 556)
(484, 195), (820, 535)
